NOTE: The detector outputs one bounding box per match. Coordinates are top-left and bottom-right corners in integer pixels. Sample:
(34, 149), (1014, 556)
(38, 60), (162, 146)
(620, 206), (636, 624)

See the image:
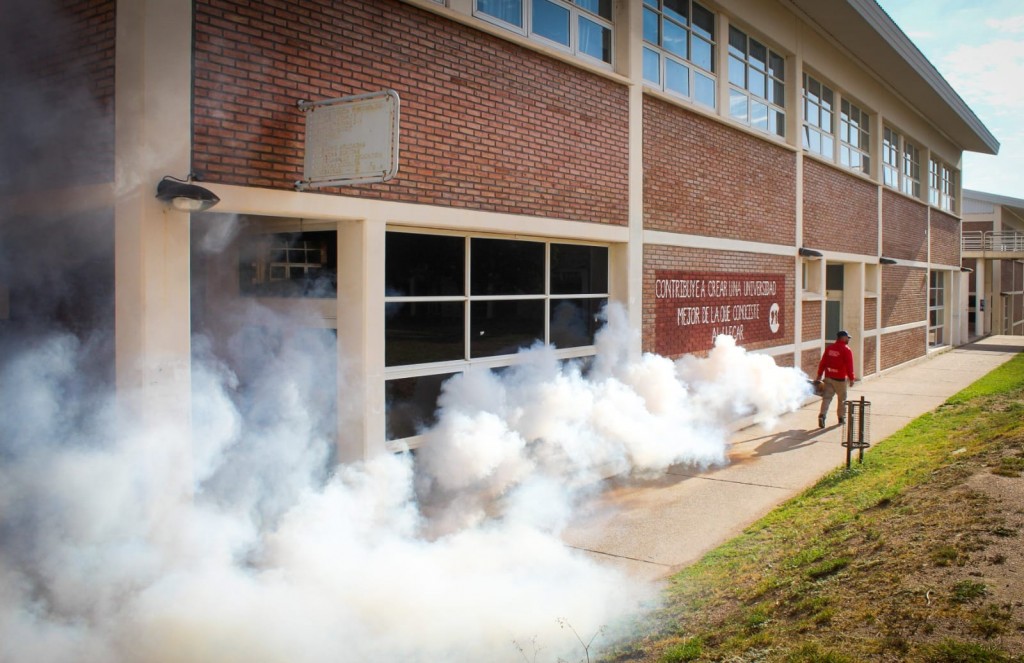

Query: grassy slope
(606, 353), (1024, 663)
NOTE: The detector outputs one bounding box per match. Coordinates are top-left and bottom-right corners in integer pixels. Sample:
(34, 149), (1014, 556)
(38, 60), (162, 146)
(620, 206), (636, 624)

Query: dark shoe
(818, 414), (826, 428)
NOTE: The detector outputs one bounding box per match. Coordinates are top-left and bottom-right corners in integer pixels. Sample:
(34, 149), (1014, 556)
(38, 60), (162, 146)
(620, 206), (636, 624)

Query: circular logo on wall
(769, 302), (781, 334)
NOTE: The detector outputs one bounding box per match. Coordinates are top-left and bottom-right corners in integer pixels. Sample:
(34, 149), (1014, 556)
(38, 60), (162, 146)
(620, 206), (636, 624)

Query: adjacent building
(962, 189), (1024, 338)
(0, 0), (999, 461)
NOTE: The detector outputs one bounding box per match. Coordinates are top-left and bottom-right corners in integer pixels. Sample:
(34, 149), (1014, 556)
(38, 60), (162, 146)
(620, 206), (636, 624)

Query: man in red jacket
(815, 330), (856, 428)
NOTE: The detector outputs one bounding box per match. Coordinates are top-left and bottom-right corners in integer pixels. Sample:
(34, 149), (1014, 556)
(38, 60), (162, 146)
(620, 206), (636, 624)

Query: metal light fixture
(798, 247), (823, 258)
(961, 266), (974, 273)
(879, 257), (897, 265)
(155, 175), (220, 212)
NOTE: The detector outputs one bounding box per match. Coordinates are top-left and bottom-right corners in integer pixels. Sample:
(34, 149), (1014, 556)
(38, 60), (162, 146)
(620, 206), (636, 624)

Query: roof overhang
(964, 189), (1024, 227)
(787, 0), (999, 156)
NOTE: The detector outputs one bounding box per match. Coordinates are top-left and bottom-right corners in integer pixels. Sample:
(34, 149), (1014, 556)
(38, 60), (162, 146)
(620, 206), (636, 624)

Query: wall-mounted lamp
(961, 266), (974, 273)
(155, 175), (220, 212)
(798, 247), (823, 258)
(879, 257), (898, 265)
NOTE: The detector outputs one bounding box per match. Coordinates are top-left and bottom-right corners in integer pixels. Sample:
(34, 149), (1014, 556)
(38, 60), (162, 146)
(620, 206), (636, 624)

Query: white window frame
(384, 230), (610, 374)
(641, 0), (717, 109)
(802, 72), (834, 160)
(727, 24), (785, 138)
(882, 126), (921, 198)
(929, 157), (957, 212)
(902, 138), (921, 198)
(929, 270), (946, 347)
(474, 0), (614, 66)
(882, 127), (899, 188)
(839, 98), (870, 175)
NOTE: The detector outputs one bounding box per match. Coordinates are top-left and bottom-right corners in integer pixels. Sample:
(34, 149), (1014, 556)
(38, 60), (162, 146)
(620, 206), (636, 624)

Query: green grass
(607, 352), (1024, 663)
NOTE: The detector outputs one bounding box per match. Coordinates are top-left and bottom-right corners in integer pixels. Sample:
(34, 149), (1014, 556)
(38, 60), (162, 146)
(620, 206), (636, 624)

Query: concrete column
(336, 218), (388, 462)
(844, 262), (865, 379)
(114, 0), (194, 427)
(624, 0), (644, 358)
(974, 259), (986, 338)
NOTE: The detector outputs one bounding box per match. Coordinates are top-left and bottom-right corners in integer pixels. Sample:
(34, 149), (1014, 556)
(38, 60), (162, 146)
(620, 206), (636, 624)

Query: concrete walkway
(561, 335), (1024, 584)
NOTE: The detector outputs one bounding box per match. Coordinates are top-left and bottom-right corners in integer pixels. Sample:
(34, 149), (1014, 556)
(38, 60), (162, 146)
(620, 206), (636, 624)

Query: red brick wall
(962, 221), (992, 233)
(802, 299), (821, 340)
(865, 297), (877, 330)
(643, 98), (796, 242)
(880, 327), (925, 371)
(930, 210), (960, 266)
(862, 335), (877, 376)
(643, 245), (794, 358)
(802, 160), (877, 255)
(2, 0), (116, 191)
(192, 0), (629, 224)
(802, 348), (820, 377)
(881, 266), (926, 327)
(881, 190), (928, 261)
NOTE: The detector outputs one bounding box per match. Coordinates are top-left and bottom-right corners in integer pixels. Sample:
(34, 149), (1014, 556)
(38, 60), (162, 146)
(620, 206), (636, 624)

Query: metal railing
(962, 230), (1024, 253)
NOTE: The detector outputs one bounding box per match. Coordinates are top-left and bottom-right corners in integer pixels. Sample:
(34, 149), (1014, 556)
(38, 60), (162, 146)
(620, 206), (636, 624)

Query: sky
(876, 0), (1024, 200)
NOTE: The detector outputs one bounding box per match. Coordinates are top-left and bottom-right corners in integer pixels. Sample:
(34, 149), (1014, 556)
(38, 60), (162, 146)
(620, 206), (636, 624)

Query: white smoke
(0, 3), (814, 658)
(0, 300), (811, 663)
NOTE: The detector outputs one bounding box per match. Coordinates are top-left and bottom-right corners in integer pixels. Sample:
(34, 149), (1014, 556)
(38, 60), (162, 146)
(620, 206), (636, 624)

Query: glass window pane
(579, 17), (611, 62)
(806, 77), (820, 103)
(805, 126), (819, 153)
(664, 0), (688, 25)
(385, 373), (456, 440)
(663, 19), (687, 57)
(771, 79), (785, 107)
(666, 58), (689, 96)
(728, 55), (745, 87)
(550, 244), (608, 294)
(695, 72), (715, 108)
(728, 25), (746, 57)
(749, 39), (767, 70)
(806, 103), (819, 128)
(821, 85), (833, 110)
(478, 0), (523, 27)
(471, 238), (544, 295)
(821, 135), (833, 156)
(643, 47), (661, 84)
(769, 52), (785, 80)
(386, 232), (464, 297)
(643, 7), (659, 44)
(385, 301), (465, 366)
(770, 109), (785, 137)
(550, 298), (607, 348)
(751, 100), (769, 132)
(576, 0), (612, 20)
(240, 231), (338, 298)
(691, 36), (712, 71)
(532, 0), (570, 46)
(749, 69), (766, 98)
(471, 299), (545, 357)
(692, 2), (714, 39)
(729, 89), (747, 122)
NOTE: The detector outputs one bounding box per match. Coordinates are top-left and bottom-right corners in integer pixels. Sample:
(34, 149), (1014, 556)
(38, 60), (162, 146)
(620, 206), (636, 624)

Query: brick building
(0, 0), (999, 460)
(962, 189), (1024, 337)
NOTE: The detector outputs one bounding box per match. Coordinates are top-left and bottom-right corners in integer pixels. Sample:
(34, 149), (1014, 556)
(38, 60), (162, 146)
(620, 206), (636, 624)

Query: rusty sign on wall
(296, 89), (400, 190)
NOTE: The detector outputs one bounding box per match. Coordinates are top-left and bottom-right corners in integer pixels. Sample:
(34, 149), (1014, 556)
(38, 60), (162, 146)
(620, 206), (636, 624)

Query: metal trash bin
(841, 395), (871, 468)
